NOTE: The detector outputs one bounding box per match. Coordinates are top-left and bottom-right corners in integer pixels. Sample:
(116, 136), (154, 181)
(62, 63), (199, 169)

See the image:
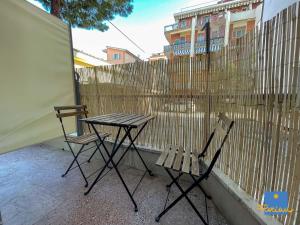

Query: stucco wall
(106, 48), (138, 65)
(106, 48), (125, 64)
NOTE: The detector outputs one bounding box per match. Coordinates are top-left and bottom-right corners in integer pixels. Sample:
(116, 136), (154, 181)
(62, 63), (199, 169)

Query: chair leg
(87, 146), (98, 163)
(87, 140), (107, 163)
(156, 168), (208, 225)
(190, 174), (212, 200)
(166, 172), (183, 189)
(62, 144), (85, 177)
(84, 127), (122, 195)
(64, 143), (88, 187)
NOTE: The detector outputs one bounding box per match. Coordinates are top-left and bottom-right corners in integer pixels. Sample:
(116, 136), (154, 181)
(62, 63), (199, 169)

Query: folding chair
(54, 105), (110, 187)
(155, 113), (234, 225)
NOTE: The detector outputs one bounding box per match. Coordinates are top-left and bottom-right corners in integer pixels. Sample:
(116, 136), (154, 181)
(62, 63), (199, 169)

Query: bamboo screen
(78, 3), (300, 225)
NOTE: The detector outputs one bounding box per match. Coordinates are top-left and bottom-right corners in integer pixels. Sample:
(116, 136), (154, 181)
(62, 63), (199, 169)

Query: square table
(81, 113), (155, 212)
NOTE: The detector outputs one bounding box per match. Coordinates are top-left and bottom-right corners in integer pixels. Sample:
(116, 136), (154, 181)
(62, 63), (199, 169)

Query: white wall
(0, 0), (75, 154)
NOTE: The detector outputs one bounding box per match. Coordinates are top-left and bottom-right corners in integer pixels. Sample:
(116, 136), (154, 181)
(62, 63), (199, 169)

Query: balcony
(164, 38), (225, 56)
(164, 22), (191, 33)
(231, 8), (257, 22)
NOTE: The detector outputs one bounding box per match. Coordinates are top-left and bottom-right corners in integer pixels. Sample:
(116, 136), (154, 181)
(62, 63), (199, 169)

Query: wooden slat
(218, 113), (232, 128)
(182, 151), (191, 174)
(156, 145), (172, 166)
(66, 132), (110, 144)
(94, 114), (137, 124)
(85, 113), (123, 121)
(83, 113), (154, 128)
(191, 153), (199, 176)
(54, 105), (86, 111)
(84, 113), (127, 122)
(130, 115), (156, 126)
(119, 115), (148, 125)
(215, 124), (227, 139)
(173, 146), (184, 171)
(56, 111), (88, 118)
(164, 146), (177, 168)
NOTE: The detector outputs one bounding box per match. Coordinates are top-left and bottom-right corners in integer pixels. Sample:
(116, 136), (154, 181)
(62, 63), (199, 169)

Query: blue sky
(27, 0), (218, 59)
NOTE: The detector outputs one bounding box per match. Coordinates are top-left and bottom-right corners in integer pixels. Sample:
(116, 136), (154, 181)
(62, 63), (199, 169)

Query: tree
(36, 0), (133, 31)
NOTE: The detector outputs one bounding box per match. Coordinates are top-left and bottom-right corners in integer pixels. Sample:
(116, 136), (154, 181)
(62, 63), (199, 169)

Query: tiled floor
(0, 145), (229, 225)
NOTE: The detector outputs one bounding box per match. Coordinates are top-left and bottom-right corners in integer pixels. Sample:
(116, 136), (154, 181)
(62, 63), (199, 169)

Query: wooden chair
(54, 105), (110, 187)
(155, 113), (234, 225)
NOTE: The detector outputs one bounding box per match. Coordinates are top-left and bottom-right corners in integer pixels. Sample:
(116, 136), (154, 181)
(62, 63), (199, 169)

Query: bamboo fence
(77, 3), (300, 225)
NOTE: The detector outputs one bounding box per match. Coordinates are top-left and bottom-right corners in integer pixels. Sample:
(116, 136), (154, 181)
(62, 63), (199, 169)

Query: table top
(81, 113), (155, 128)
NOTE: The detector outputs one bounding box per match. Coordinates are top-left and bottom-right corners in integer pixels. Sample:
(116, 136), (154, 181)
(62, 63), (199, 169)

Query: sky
(27, 0), (218, 59)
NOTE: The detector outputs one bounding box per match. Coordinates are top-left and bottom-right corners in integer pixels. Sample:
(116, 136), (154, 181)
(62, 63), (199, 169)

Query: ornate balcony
(164, 38), (225, 56)
(164, 22), (191, 33)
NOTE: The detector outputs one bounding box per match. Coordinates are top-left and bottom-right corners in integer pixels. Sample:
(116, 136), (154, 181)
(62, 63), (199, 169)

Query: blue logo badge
(263, 191), (288, 215)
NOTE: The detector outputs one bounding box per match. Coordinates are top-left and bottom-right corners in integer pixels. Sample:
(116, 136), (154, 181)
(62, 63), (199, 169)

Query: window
(113, 53), (121, 60)
(180, 20), (186, 28)
(197, 33), (206, 44)
(203, 16), (210, 24)
(233, 26), (246, 38)
(180, 37), (185, 44)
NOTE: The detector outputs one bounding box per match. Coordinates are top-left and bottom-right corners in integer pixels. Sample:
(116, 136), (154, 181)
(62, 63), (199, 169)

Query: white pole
(190, 16), (197, 59)
(189, 16), (196, 151)
(224, 11), (231, 46)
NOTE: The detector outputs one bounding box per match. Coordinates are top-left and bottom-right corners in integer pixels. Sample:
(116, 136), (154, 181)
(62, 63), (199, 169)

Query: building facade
(74, 49), (110, 68)
(148, 52), (167, 61)
(164, 0), (263, 58)
(103, 46), (140, 65)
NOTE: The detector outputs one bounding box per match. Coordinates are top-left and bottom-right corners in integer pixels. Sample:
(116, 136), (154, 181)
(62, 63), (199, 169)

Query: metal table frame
(82, 114), (155, 212)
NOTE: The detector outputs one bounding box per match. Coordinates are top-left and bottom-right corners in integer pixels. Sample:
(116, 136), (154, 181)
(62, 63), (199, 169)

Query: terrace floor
(0, 144), (229, 225)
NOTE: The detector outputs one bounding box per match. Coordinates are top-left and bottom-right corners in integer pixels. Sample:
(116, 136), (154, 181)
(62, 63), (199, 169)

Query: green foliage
(35, 0), (133, 31)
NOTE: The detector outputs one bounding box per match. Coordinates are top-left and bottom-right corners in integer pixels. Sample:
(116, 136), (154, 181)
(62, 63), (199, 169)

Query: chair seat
(156, 146), (200, 176)
(66, 133), (110, 145)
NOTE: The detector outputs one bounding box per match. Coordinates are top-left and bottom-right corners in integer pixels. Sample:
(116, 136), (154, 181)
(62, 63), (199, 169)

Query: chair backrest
(54, 105), (90, 138)
(200, 113), (234, 178)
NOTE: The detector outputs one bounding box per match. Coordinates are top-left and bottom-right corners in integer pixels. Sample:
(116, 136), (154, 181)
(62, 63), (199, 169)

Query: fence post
(74, 72), (83, 136)
(68, 25), (83, 136)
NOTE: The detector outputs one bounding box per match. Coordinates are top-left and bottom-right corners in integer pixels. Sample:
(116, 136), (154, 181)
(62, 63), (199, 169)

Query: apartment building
(164, 0), (263, 58)
(148, 52), (167, 61)
(103, 46), (141, 65)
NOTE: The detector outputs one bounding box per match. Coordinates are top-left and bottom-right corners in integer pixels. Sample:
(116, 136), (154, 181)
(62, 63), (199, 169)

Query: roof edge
(103, 46), (141, 60)
(174, 0), (262, 20)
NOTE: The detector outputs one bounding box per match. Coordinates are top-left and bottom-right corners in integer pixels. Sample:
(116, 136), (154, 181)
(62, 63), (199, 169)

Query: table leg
(114, 123), (148, 167)
(126, 127), (153, 176)
(84, 126), (123, 195)
(84, 125), (139, 211)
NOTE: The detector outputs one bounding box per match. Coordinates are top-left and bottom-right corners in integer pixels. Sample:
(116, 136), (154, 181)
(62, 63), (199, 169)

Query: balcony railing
(164, 38), (224, 56)
(164, 22), (191, 32)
